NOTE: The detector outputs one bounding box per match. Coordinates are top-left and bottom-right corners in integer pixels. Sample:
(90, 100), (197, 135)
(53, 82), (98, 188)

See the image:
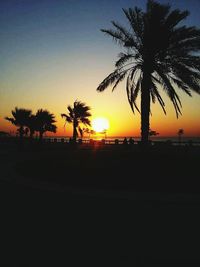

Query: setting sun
(92, 118), (109, 133)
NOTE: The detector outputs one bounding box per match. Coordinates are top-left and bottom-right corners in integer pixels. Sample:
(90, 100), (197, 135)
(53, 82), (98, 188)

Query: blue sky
(1, 0), (199, 69)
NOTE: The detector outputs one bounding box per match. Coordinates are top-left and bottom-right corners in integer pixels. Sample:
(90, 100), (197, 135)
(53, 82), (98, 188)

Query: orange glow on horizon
(1, 109), (200, 138)
(1, 85), (199, 138)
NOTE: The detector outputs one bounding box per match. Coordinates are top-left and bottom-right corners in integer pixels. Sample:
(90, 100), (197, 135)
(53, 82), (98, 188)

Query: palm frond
(101, 29), (126, 46)
(150, 79), (166, 114)
(165, 9), (189, 28)
(131, 79), (141, 113)
(5, 117), (15, 124)
(171, 62), (200, 94)
(111, 21), (139, 49)
(81, 117), (91, 126)
(126, 71), (140, 114)
(169, 76), (192, 96)
(61, 113), (72, 123)
(155, 67), (182, 117)
(112, 71), (127, 91)
(115, 53), (134, 68)
(171, 26), (200, 44)
(97, 70), (122, 92)
(122, 7), (144, 44)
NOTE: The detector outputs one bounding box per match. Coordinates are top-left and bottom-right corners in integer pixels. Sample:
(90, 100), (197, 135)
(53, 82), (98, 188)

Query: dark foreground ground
(1, 141), (200, 265)
(1, 141), (199, 195)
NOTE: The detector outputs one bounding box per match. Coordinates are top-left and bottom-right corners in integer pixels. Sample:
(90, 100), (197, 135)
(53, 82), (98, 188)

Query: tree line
(5, 100), (91, 143)
(5, 108), (57, 141)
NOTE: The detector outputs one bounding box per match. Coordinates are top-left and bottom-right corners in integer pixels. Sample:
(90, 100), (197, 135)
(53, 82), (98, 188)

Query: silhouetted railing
(0, 136), (200, 147)
(41, 137), (200, 146)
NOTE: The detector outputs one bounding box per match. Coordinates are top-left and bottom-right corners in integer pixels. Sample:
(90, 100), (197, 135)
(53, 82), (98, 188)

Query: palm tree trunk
(18, 126), (24, 149)
(72, 120), (77, 142)
(39, 131), (43, 140)
(19, 126), (24, 141)
(141, 72), (151, 145)
(30, 130), (34, 139)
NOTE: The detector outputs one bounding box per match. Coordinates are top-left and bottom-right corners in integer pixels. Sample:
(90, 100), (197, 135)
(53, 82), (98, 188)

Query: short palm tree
(61, 100), (91, 142)
(97, 0), (200, 145)
(35, 109), (57, 140)
(26, 114), (37, 139)
(82, 128), (95, 139)
(149, 129), (159, 137)
(5, 107), (32, 140)
(178, 128), (184, 143)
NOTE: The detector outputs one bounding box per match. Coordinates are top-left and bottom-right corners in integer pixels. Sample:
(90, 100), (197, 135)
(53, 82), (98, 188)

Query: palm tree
(97, 0), (200, 145)
(35, 109), (57, 140)
(61, 100), (91, 142)
(177, 128), (184, 144)
(5, 107), (32, 141)
(101, 129), (107, 139)
(149, 129), (159, 137)
(82, 128), (95, 139)
(26, 114), (37, 139)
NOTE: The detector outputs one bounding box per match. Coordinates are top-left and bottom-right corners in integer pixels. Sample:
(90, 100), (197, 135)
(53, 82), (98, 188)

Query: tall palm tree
(35, 109), (57, 140)
(61, 100), (91, 142)
(97, 0), (200, 145)
(5, 107), (32, 140)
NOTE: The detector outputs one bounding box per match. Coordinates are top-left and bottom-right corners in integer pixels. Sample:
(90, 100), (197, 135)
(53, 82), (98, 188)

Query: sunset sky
(0, 0), (200, 137)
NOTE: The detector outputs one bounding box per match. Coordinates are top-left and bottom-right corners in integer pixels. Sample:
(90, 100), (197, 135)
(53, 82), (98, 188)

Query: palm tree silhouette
(178, 128), (184, 144)
(149, 129), (159, 137)
(5, 107), (32, 141)
(97, 0), (200, 145)
(27, 114), (37, 139)
(35, 109), (57, 140)
(82, 128), (96, 139)
(101, 129), (107, 139)
(61, 100), (91, 142)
